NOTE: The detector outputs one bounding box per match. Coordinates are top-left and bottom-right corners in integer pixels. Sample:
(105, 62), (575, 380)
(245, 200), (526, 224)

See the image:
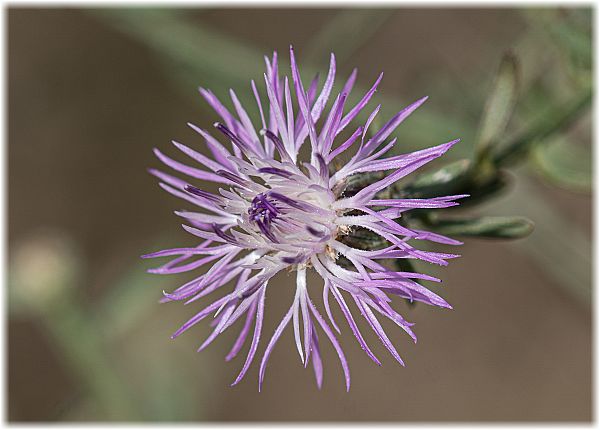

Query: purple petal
(322, 281), (340, 333)
(257, 167), (294, 178)
(197, 304), (235, 352)
(311, 331), (323, 389)
(358, 96), (429, 159)
(172, 140), (227, 173)
(289, 46), (319, 153)
(355, 298), (405, 366)
(259, 303), (294, 392)
(341, 68), (358, 99)
(330, 285), (381, 366)
(225, 299), (257, 362)
(171, 292), (237, 339)
(307, 296), (350, 392)
(153, 148), (232, 184)
(339, 72), (383, 132)
(328, 126), (363, 162)
(187, 123), (237, 173)
(347, 140), (459, 204)
(232, 286), (266, 386)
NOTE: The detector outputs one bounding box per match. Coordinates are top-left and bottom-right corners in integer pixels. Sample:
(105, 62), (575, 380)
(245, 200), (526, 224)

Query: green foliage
(404, 159), (471, 197)
(493, 86), (591, 167)
(521, 8), (591, 80)
(90, 8), (468, 149)
(423, 216), (534, 240)
(476, 52), (520, 157)
(531, 132), (592, 193)
(304, 9), (393, 66)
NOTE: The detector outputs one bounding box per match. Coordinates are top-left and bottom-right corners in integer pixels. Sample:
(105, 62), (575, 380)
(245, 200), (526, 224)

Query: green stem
(40, 293), (141, 420)
(493, 87), (592, 167)
(389, 87), (591, 203)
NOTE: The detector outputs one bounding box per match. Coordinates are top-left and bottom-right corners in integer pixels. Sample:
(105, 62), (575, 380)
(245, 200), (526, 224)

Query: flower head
(144, 46), (465, 390)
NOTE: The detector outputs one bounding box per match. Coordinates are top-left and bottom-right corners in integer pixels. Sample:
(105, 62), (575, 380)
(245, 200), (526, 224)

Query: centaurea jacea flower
(144, 46), (465, 391)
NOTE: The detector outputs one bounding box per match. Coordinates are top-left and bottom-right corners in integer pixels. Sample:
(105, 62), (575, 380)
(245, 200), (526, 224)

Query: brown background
(8, 8), (592, 422)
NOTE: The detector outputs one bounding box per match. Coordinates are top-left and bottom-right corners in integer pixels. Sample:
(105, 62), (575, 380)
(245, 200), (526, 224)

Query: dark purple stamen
(307, 225), (328, 238)
(258, 194), (279, 214)
(269, 192), (309, 211)
(257, 219), (279, 243)
(281, 254), (306, 264)
(211, 223), (237, 244)
(248, 193), (281, 242)
(184, 185), (221, 203)
(314, 152), (328, 180)
(216, 170), (248, 187)
(241, 280), (265, 299)
(257, 167), (293, 178)
(260, 129), (291, 161)
(214, 122), (253, 154)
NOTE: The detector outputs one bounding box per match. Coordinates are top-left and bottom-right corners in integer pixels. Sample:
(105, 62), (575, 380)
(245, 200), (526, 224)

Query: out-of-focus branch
(304, 9), (393, 66)
(493, 86), (591, 167)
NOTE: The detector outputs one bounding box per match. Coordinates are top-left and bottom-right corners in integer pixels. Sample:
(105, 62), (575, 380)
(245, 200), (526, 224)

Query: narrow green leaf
(304, 9), (392, 66)
(476, 52), (520, 154)
(399, 159), (510, 209)
(398, 160), (512, 209)
(531, 134), (592, 193)
(426, 216), (534, 239)
(459, 171), (512, 208)
(493, 86), (591, 167)
(402, 159), (471, 198)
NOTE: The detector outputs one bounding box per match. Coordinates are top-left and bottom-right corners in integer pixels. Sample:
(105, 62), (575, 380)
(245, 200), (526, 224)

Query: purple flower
(144, 46), (465, 391)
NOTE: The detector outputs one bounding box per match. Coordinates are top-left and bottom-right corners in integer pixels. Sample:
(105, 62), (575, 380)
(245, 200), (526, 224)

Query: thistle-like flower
(144, 46), (465, 391)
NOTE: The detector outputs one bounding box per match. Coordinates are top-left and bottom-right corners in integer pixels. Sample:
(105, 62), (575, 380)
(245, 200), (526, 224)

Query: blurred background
(8, 7), (592, 422)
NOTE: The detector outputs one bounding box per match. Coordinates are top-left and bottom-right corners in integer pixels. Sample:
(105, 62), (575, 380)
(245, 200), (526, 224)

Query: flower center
(247, 193), (282, 242)
(248, 193), (279, 224)
(242, 185), (337, 250)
